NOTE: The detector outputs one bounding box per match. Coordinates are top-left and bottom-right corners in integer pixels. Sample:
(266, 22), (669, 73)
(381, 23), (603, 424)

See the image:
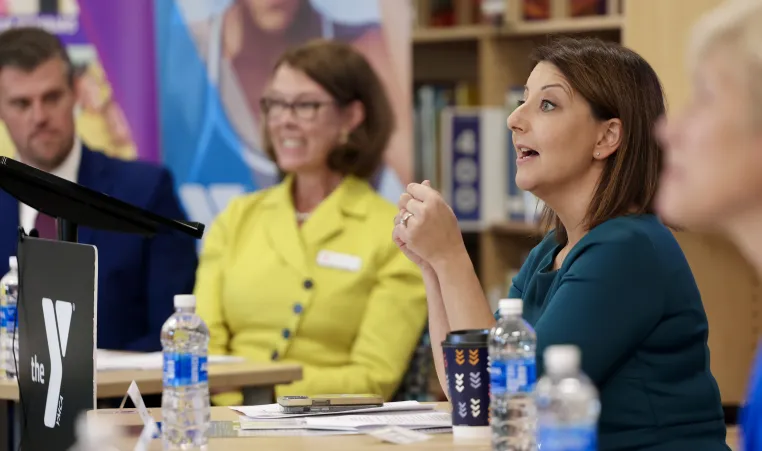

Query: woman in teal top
(507, 215), (726, 450)
(392, 37), (729, 450)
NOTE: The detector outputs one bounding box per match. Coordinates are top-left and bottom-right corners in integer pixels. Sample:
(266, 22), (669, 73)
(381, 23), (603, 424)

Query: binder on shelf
(440, 106), (505, 232)
(0, 157), (205, 451)
(440, 106), (542, 232)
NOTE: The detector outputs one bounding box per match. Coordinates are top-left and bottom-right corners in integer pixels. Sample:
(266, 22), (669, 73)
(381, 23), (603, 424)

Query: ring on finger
(401, 211), (414, 228)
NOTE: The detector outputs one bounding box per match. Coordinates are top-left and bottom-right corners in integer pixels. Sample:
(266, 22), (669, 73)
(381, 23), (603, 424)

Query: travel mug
(442, 329), (491, 439)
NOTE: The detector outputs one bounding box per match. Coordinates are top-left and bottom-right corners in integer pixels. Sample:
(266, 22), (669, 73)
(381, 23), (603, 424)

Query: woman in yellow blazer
(194, 39), (428, 405)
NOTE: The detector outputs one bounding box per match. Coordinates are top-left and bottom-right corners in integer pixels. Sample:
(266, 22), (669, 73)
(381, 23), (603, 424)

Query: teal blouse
(506, 214), (729, 451)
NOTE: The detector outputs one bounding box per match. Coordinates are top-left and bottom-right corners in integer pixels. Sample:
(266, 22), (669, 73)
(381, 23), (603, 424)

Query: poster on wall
(155, 0), (412, 228)
(0, 0), (157, 165)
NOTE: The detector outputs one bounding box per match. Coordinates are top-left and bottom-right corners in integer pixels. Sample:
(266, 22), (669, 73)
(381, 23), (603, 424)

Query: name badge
(317, 250), (362, 272)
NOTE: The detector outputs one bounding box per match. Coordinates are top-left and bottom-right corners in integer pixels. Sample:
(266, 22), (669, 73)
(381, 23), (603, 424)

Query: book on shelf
(413, 80), (479, 188)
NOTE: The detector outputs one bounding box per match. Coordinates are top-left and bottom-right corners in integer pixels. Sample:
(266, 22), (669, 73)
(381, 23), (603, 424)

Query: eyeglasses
(260, 98), (335, 121)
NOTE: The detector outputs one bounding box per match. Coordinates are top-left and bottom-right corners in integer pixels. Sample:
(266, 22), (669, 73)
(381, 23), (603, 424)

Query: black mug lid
(442, 329), (490, 347)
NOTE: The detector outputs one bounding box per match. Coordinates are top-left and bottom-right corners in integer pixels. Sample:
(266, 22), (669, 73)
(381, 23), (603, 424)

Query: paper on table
(121, 381), (159, 451)
(235, 413), (453, 437)
(238, 411), (452, 431)
(236, 428), (453, 438)
(231, 401), (434, 419)
(96, 350), (244, 371)
(236, 416), (308, 430)
(123, 381), (154, 427)
(237, 428), (362, 437)
(304, 412), (452, 430)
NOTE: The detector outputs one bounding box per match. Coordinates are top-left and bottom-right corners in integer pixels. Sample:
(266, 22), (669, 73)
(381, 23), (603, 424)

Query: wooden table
(0, 360), (302, 451)
(90, 404), (492, 450)
(90, 406), (742, 451)
(0, 360), (302, 401)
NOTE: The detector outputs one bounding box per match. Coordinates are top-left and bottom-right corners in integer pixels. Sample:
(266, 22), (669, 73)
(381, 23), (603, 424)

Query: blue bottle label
(5, 305), (17, 333)
(0, 305), (5, 328)
(162, 352), (208, 387)
(489, 357), (536, 395)
(538, 424), (597, 451)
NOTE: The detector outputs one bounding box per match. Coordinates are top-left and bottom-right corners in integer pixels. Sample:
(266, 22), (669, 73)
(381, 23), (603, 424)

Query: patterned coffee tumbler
(442, 329), (491, 439)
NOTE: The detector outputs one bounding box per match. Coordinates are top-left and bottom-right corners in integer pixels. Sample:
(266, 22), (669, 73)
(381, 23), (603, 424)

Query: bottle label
(162, 352), (208, 387)
(1, 305), (5, 328)
(5, 305), (16, 334)
(489, 357), (536, 395)
(538, 424), (597, 451)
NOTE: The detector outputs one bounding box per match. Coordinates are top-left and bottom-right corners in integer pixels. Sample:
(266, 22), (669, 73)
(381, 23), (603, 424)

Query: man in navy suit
(0, 27), (198, 351)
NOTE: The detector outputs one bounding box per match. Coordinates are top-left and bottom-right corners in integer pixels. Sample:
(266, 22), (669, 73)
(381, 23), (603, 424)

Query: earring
(339, 130), (349, 145)
(596, 152), (601, 157)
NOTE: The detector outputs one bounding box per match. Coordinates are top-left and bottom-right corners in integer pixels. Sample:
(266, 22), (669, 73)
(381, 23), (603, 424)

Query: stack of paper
(96, 350), (245, 371)
(231, 400), (433, 419)
(231, 401), (452, 436)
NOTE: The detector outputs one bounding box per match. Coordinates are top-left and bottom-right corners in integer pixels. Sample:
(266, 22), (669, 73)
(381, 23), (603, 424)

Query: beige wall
(623, 0), (724, 112)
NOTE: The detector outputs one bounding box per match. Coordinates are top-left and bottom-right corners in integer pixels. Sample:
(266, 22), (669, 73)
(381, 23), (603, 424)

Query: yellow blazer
(194, 175), (427, 405)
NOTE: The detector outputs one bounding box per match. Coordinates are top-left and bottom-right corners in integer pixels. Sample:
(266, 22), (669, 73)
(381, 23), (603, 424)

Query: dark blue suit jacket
(0, 146), (198, 351)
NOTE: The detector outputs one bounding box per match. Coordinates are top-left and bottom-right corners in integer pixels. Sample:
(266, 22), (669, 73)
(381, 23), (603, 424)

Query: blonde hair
(689, 0), (762, 123)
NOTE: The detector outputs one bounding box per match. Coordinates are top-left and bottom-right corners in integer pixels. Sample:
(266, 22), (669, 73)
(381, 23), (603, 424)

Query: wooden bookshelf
(412, 25), (493, 43)
(412, 15), (623, 43)
(504, 14), (622, 35)
(411, 0), (759, 408)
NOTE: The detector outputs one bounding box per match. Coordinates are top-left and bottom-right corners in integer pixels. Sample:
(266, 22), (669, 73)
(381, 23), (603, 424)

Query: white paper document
(231, 400), (435, 419)
(238, 411), (452, 441)
(304, 412), (452, 430)
(237, 428), (362, 437)
(96, 350), (245, 371)
(236, 417), (309, 430)
(238, 411), (451, 432)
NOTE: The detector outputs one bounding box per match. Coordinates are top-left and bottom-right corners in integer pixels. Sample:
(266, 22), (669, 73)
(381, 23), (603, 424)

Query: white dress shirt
(18, 138), (82, 234)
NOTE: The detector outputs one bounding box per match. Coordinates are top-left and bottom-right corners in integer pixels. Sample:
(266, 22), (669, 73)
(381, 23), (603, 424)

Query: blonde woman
(655, 1), (762, 449)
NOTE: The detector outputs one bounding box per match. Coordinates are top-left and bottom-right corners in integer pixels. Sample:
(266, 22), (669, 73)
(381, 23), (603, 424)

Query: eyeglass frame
(259, 97), (342, 122)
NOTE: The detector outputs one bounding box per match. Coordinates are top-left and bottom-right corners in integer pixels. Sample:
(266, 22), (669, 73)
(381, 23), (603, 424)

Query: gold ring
(401, 212), (414, 228)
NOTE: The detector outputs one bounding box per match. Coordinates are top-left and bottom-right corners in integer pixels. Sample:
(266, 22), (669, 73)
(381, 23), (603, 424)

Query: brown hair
(261, 39), (394, 179)
(0, 27), (73, 86)
(531, 37), (666, 243)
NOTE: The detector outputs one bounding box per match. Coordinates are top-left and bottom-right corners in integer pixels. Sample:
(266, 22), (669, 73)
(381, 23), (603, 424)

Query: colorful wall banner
(155, 0), (412, 228)
(0, 0), (412, 234)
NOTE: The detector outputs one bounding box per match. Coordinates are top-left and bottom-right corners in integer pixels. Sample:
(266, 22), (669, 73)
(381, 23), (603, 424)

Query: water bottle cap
(498, 298), (522, 315)
(8, 256), (16, 270)
(174, 294), (196, 309)
(544, 345), (581, 374)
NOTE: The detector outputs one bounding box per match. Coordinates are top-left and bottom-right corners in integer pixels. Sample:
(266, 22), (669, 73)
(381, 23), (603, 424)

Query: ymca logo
(33, 298), (73, 429)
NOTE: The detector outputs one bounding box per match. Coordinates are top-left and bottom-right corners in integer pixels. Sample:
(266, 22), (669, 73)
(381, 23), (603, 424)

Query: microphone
(29, 229), (39, 238)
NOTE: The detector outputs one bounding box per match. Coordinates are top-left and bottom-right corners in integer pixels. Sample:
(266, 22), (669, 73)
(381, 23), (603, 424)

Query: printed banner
(155, 0), (412, 228)
(0, 0), (158, 164)
(0, 1), (412, 234)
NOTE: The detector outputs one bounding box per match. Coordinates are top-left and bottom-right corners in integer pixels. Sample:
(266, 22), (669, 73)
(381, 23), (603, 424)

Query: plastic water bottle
(161, 294), (210, 450)
(535, 345), (600, 451)
(0, 257), (19, 379)
(489, 298), (537, 451)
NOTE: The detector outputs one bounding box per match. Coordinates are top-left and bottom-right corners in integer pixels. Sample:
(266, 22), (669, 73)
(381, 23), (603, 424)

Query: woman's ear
(343, 100), (365, 134)
(594, 118), (623, 160)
